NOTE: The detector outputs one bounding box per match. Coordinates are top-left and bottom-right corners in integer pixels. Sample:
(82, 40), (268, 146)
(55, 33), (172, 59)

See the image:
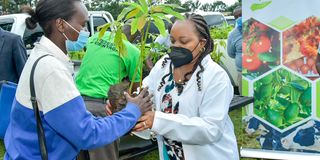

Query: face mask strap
(191, 41), (201, 53)
(190, 40), (205, 63)
(63, 19), (80, 34)
(62, 33), (69, 40)
(190, 49), (202, 64)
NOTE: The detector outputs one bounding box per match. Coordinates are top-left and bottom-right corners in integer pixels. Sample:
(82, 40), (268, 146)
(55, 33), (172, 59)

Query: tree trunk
(2, 0), (8, 12)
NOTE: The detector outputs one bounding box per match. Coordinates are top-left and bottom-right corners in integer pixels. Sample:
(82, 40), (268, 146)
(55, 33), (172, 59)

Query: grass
(0, 109), (260, 160)
(229, 108), (260, 160)
(0, 141), (4, 160)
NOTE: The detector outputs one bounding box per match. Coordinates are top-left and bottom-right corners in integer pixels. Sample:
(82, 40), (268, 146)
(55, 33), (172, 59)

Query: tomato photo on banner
(283, 16), (320, 80)
(242, 18), (280, 80)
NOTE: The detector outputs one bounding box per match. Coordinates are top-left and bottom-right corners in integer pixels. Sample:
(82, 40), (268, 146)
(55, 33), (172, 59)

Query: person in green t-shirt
(75, 26), (141, 160)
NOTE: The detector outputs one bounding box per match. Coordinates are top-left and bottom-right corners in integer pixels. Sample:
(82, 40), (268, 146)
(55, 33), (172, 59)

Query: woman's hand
(133, 111), (155, 132)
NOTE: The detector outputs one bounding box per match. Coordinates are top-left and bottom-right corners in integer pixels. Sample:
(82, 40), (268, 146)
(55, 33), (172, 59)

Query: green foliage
(181, 0), (200, 12)
(209, 25), (233, 64)
(142, 21), (233, 66)
(1, 0), (33, 14)
(224, 1), (241, 13)
(200, 1), (227, 12)
(148, 42), (168, 64)
(253, 68), (312, 129)
(83, 0), (126, 19)
(98, 0), (183, 92)
(163, 0), (181, 6)
(69, 51), (86, 60)
(258, 53), (277, 62)
(210, 24), (233, 39)
(210, 40), (225, 64)
(250, 1), (272, 11)
(0, 140), (4, 160)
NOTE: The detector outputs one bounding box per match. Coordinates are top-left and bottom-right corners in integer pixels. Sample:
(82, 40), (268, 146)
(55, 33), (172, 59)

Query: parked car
(225, 16), (236, 26)
(195, 11), (228, 28)
(0, 11), (157, 159)
(168, 11), (228, 28)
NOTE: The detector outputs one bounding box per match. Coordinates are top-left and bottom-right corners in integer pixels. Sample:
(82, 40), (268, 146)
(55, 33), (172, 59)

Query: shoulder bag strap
(30, 54), (51, 160)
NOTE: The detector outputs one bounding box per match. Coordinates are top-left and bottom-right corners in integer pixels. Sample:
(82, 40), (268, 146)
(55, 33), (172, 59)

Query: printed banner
(242, 0), (320, 157)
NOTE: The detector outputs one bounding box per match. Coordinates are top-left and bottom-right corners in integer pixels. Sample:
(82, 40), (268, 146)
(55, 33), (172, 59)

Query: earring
(200, 47), (205, 53)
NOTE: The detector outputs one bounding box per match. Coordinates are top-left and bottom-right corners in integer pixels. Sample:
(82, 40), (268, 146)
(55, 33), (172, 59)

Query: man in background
(227, 6), (242, 94)
(0, 27), (27, 83)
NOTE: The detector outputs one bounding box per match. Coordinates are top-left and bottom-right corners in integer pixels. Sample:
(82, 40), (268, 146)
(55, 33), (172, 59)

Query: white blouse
(143, 55), (239, 160)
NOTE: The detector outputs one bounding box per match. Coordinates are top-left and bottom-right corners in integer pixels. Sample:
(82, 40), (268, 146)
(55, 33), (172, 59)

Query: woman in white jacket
(134, 13), (239, 160)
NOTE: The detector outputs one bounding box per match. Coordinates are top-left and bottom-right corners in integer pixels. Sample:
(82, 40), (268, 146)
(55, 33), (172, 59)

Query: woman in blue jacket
(4, 0), (152, 159)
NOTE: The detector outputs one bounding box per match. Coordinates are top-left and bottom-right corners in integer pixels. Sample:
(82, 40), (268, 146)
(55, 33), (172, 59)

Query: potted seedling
(97, 0), (184, 93)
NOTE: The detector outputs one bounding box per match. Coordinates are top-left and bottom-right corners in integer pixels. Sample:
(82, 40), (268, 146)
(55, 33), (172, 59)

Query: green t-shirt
(75, 32), (141, 98)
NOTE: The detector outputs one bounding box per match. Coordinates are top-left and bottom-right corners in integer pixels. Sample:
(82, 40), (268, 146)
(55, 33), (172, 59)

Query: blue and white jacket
(4, 36), (141, 160)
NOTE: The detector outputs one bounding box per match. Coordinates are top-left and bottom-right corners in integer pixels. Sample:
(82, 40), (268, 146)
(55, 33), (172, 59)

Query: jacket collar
(201, 54), (211, 66)
(34, 36), (71, 64)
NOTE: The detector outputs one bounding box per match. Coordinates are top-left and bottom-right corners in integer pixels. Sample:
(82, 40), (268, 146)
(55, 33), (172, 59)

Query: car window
(227, 19), (235, 26)
(203, 15), (225, 27)
(0, 18), (14, 31)
(23, 24), (44, 49)
(93, 16), (108, 33)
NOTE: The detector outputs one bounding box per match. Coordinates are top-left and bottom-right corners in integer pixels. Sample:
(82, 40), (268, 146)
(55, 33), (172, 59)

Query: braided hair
(157, 57), (171, 91)
(157, 13), (214, 92)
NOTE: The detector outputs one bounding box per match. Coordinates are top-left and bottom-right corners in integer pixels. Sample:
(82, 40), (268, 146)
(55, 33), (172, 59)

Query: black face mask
(168, 43), (200, 68)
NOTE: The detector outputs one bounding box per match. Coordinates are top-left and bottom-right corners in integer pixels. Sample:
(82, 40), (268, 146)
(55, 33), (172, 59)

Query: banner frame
(241, 148), (320, 159)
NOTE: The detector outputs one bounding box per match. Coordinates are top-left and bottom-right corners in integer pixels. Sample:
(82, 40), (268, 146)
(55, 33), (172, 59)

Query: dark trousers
(77, 98), (119, 160)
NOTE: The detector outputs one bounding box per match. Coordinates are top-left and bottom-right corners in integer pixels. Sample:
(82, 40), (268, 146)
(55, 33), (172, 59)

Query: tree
(1, 0), (10, 13)
(103, 1), (125, 19)
(163, 0), (187, 12)
(200, 3), (214, 12)
(181, 0), (192, 12)
(84, 0), (126, 19)
(164, 0), (181, 6)
(1, 0), (34, 14)
(211, 1), (227, 12)
(181, 0), (200, 12)
(2, 0), (17, 13)
(225, 1), (241, 13)
(191, 0), (201, 11)
(200, 1), (227, 12)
